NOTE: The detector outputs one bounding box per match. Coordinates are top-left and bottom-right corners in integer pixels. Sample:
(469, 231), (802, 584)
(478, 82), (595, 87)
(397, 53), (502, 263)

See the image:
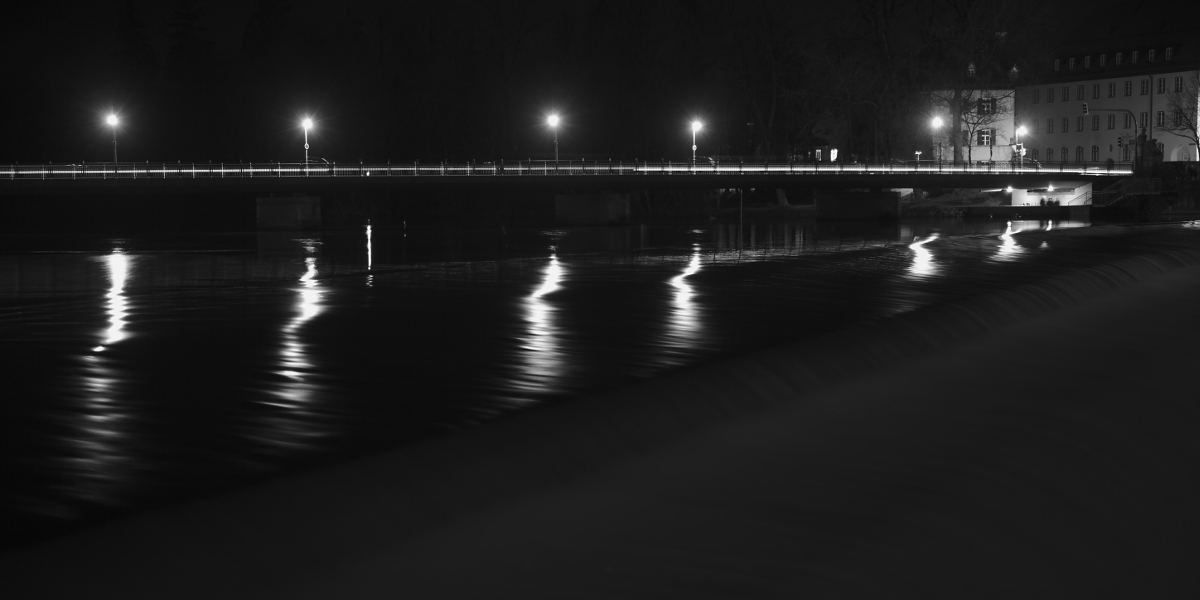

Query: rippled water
(2, 216), (1193, 551)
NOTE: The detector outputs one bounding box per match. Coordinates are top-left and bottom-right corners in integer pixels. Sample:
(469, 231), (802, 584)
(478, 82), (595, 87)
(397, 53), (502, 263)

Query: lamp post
(1015, 125), (1027, 168)
(547, 114), (559, 165)
(302, 118), (313, 163)
(691, 120), (702, 164)
(930, 116), (943, 164)
(106, 114), (119, 163)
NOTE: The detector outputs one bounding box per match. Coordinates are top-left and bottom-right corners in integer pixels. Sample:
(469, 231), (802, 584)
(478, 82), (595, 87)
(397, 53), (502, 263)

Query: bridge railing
(2, 160), (1134, 180)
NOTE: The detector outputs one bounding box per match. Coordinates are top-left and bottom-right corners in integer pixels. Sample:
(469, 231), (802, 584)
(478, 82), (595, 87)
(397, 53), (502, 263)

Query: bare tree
(1157, 70), (1199, 161)
(931, 88), (1013, 163)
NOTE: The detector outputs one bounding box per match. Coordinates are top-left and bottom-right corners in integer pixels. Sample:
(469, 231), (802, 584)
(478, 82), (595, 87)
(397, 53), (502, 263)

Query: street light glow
(1016, 125), (1027, 136)
(302, 118), (313, 130)
(547, 114), (559, 128)
(931, 117), (943, 128)
(691, 121), (702, 132)
(106, 114), (118, 126)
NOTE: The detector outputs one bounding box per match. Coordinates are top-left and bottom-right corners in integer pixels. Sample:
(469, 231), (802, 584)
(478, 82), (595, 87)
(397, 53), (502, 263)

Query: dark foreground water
(2, 216), (1197, 552)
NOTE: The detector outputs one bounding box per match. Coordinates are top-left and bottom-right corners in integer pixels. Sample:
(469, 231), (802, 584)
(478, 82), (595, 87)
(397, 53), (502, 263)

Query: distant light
(1048, 184), (1054, 191)
(302, 118), (313, 130)
(691, 120), (702, 132)
(1016, 125), (1028, 136)
(547, 114), (560, 128)
(1006, 186), (1013, 192)
(106, 114), (118, 126)
(931, 117), (943, 128)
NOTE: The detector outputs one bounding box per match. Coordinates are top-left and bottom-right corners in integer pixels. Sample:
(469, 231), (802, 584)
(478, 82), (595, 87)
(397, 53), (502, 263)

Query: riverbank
(2, 223), (1197, 597)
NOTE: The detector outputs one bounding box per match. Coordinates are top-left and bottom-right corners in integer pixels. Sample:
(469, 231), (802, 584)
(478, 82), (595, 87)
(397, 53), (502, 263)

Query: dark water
(2, 216), (1195, 551)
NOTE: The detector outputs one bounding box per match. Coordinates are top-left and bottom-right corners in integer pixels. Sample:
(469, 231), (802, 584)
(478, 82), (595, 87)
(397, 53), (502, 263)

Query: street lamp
(302, 118), (313, 163)
(691, 120), (702, 164)
(547, 114), (560, 164)
(931, 116), (943, 164)
(106, 114), (119, 163)
(1015, 125), (1027, 168)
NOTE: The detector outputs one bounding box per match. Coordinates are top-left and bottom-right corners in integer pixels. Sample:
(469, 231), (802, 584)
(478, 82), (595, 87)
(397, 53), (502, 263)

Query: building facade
(931, 89), (1017, 164)
(1015, 36), (1199, 165)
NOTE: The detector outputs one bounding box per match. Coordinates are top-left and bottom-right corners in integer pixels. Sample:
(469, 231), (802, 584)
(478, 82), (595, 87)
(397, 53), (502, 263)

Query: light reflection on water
(994, 221), (1024, 262)
(908, 233), (940, 279)
(513, 251), (564, 399)
(662, 243), (703, 364)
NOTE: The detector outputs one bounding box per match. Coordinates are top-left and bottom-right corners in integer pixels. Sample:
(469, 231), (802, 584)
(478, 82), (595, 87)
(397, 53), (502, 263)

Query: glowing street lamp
(302, 118), (313, 163)
(691, 120), (702, 164)
(547, 114), (560, 164)
(1015, 125), (1028, 168)
(106, 114), (119, 163)
(931, 116), (943, 164)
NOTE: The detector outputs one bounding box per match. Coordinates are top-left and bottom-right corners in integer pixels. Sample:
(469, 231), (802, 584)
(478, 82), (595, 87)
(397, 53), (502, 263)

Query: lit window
(1092, 115), (1099, 130)
(1108, 82), (1116, 98)
(1124, 81), (1132, 96)
(1100, 54), (1107, 66)
(1054, 59), (1061, 71)
(1092, 83), (1100, 98)
(1107, 114), (1115, 129)
(1148, 49), (1155, 62)
(1116, 52), (1123, 65)
(978, 129), (992, 146)
(1166, 47), (1173, 60)
(1091, 146), (1099, 161)
(1157, 78), (1165, 94)
(1132, 50), (1138, 63)
(1176, 76), (1184, 92)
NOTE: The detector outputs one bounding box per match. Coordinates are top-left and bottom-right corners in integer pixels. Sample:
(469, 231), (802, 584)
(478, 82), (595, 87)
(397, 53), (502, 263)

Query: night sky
(0, 0), (1190, 165)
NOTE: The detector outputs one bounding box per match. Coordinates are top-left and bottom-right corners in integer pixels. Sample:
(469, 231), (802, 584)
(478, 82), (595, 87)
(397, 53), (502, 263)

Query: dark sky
(0, 0), (1192, 165)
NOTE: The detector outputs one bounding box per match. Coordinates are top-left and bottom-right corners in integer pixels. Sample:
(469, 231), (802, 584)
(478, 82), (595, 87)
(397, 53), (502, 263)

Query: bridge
(2, 160), (1132, 195)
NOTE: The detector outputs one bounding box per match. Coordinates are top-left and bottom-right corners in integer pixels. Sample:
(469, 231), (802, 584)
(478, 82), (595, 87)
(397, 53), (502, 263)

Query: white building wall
(931, 90), (1017, 163)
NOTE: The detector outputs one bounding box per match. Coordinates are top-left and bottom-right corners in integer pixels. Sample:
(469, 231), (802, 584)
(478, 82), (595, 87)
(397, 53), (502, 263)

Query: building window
(978, 129), (993, 146)
(1062, 147), (1069, 162)
(1124, 113), (1132, 129)
(1122, 146), (1129, 160)
(1148, 49), (1155, 62)
(1091, 145), (1099, 161)
(1047, 87), (1055, 102)
(1063, 117), (1069, 132)
(1176, 76), (1185, 92)
(1032, 148), (1039, 160)
(1077, 85), (1085, 99)
(1108, 82), (1116, 98)
(1062, 86), (1070, 100)
(1166, 47), (1173, 60)
(977, 98), (996, 115)
(1157, 78), (1165, 94)
(1092, 115), (1100, 130)
(1092, 83), (1100, 99)
(1076, 146), (1084, 162)
(1176, 109), (1184, 127)
(1107, 114), (1116, 129)
(1084, 56), (1091, 68)
(967, 62), (976, 77)
(1069, 57), (1075, 69)
(1077, 117), (1084, 132)
(1033, 120), (1040, 134)
(1033, 89), (1040, 103)
(1140, 80), (1149, 95)
(1140, 112), (1147, 128)
(1132, 50), (1138, 63)
(1047, 148), (1054, 161)
(1157, 111), (1165, 127)
(1047, 118), (1055, 133)
(1054, 59), (1061, 71)
(1115, 52), (1123, 65)
(1124, 81), (1132, 96)
(1100, 54), (1107, 66)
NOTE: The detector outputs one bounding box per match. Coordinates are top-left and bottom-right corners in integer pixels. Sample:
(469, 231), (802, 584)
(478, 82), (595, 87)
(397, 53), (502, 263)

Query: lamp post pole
(547, 114), (559, 166)
(106, 114), (119, 163)
(302, 118), (313, 175)
(931, 117), (943, 165)
(1015, 125), (1027, 168)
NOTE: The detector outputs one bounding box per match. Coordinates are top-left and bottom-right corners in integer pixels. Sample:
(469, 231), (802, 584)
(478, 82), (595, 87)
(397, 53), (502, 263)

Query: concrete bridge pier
(256, 195), (321, 230)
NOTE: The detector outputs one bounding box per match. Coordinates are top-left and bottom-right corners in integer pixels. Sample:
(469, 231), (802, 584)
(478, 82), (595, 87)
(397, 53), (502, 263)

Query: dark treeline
(2, 0), (1100, 164)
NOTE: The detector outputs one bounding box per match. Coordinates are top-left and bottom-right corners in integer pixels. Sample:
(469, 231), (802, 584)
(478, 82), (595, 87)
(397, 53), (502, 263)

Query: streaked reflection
(907, 233), (940, 279)
(995, 220), (1024, 261)
(278, 246), (322, 391)
(94, 251), (130, 352)
(366, 222), (373, 287)
(514, 252), (564, 398)
(662, 244), (703, 363)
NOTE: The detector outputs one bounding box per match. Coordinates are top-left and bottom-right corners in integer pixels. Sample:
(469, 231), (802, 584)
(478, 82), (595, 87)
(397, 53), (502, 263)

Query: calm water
(2, 216), (1194, 551)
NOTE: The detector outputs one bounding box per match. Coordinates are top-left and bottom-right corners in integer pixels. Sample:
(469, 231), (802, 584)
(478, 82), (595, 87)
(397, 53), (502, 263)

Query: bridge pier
(256, 195), (321, 230)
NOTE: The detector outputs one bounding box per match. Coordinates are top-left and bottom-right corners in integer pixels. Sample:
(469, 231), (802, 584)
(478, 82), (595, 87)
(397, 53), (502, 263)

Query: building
(1015, 31), (1199, 166)
(931, 87), (1017, 164)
